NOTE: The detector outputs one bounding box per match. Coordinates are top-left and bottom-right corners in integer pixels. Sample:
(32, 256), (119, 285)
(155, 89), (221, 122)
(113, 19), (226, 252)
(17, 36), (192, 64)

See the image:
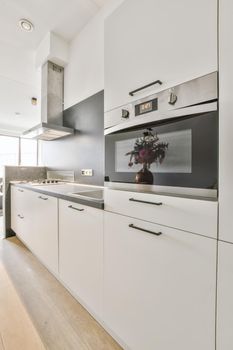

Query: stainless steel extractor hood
(22, 61), (74, 141)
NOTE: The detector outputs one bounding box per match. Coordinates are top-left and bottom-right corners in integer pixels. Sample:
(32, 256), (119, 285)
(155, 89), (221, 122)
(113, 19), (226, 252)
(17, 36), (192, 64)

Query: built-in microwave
(104, 72), (218, 199)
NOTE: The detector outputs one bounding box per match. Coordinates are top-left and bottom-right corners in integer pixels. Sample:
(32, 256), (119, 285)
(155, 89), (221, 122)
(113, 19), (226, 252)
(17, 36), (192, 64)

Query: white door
(105, 0), (217, 112)
(104, 211), (216, 350)
(217, 241), (233, 350)
(59, 199), (104, 317)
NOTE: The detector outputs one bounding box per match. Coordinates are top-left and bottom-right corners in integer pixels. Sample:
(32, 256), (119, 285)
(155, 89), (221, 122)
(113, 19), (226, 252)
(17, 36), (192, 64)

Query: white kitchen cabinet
(28, 192), (58, 275)
(11, 186), (58, 275)
(104, 0), (217, 112)
(104, 211), (217, 350)
(219, 0), (233, 243)
(11, 186), (34, 246)
(105, 189), (218, 239)
(217, 241), (233, 350)
(59, 199), (104, 317)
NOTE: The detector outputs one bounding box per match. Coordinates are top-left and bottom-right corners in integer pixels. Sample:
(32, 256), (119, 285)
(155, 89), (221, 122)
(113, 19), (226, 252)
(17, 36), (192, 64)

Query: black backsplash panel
(40, 90), (104, 186)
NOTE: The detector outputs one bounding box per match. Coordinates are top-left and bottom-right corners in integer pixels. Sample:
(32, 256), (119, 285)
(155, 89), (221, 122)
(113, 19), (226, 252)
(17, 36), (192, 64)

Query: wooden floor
(0, 237), (122, 350)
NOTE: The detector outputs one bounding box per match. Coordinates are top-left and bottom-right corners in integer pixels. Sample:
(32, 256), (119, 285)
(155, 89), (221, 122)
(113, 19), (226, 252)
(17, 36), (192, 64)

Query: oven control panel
(104, 72), (217, 130)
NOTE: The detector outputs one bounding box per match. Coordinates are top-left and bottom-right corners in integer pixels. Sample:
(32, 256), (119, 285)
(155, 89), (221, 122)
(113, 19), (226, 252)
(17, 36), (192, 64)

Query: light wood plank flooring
(0, 237), (122, 350)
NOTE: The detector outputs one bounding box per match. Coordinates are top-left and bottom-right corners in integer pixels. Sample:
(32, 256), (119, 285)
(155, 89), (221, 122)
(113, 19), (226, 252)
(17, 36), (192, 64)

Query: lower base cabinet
(11, 186), (218, 350)
(11, 186), (58, 275)
(104, 211), (217, 350)
(11, 187), (33, 246)
(59, 199), (104, 317)
(29, 193), (58, 275)
(217, 241), (233, 350)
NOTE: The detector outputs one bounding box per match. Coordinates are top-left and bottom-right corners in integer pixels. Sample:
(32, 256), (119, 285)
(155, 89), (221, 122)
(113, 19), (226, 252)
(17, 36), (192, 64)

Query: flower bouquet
(125, 128), (169, 184)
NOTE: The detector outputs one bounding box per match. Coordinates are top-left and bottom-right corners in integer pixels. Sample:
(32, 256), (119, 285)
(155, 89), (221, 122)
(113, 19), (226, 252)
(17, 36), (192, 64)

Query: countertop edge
(11, 183), (104, 210)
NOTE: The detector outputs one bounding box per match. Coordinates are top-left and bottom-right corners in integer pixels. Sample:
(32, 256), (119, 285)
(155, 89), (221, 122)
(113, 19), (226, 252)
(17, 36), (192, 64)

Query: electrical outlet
(81, 169), (94, 177)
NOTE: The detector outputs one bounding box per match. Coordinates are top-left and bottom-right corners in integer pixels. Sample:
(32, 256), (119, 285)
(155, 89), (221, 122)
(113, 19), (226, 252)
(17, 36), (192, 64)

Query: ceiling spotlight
(19, 19), (34, 32)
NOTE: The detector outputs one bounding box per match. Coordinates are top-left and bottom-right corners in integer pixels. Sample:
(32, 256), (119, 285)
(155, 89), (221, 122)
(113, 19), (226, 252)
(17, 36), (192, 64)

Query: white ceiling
(0, 0), (109, 50)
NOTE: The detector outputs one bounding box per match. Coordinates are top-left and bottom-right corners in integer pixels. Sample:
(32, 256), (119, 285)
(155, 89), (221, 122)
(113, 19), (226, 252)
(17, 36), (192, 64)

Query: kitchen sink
(70, 190), (104, 201)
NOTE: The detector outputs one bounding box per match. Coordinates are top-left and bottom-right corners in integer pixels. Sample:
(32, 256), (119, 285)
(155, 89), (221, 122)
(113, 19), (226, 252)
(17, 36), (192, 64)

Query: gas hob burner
(41, 179), (60, 184)
(26, 179), (66, 186)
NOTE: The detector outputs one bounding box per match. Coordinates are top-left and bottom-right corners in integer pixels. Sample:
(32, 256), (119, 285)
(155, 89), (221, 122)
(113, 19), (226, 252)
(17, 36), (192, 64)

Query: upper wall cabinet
(104, 0), (218, 112)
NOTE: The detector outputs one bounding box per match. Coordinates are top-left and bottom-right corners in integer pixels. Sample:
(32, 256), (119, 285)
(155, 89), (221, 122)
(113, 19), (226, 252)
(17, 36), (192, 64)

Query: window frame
(19, 137), (38, 166)
(0, 133), (38, 170)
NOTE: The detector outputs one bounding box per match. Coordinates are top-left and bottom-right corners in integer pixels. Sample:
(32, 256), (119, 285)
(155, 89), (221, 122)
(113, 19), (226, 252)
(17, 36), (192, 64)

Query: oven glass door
(105, 111), (218, 190)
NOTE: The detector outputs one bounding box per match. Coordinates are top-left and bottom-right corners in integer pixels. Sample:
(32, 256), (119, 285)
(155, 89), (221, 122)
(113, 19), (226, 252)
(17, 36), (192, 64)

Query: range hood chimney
(22, 61), (74, 141)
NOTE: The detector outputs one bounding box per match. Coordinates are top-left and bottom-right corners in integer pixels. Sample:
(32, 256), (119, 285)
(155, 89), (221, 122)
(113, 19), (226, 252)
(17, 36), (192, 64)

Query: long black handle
(68, 205), (84, 212)
(129, 80), (162, 96)
(17, 189), (24, 192)
(129, 224), (162, 236)
(129, 198), (162, 206)
(38, 196), (48, 201)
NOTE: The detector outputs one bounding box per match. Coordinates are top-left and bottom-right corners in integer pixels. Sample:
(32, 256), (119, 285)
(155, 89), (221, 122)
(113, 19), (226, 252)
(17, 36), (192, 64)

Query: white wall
(0, 41), (40, 134)
(64, 0), (125, 109)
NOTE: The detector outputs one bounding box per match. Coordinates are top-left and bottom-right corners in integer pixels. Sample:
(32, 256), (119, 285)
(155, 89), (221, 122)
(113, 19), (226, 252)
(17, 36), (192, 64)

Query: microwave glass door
(105, 111), (218, 190)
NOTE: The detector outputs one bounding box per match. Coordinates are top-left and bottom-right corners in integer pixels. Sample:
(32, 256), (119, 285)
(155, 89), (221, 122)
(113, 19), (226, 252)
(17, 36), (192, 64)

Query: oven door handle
(129, 198), (163, 206)
(129, 80), (163, 96)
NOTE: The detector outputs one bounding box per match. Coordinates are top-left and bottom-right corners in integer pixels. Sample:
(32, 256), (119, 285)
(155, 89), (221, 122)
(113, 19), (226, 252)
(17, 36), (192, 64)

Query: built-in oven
(104, 72), (218, 198)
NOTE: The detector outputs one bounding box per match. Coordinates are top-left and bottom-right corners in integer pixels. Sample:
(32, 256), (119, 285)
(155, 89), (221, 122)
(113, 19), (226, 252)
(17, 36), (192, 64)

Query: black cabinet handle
(18, 214), (24, 219)
(129, 198), (162, 206)
(38, 196), (48, 201)
(68, 205), (84, 212)
(129, 224), (162, 236)
(17, 189), (24, 192)
(129, 80), (162, 96)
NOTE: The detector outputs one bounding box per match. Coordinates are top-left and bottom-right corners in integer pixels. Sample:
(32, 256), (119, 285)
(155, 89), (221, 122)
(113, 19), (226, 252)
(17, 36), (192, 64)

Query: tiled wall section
(3, 166), (46, 238)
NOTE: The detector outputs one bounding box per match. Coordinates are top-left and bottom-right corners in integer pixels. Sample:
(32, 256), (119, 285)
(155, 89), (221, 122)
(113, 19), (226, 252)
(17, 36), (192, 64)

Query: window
(20, 138), (38, 166)
(0, 136), (19, 177)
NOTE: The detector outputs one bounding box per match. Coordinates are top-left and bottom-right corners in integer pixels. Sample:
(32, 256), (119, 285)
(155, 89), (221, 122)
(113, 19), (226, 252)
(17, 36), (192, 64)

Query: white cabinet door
(217, 241), (233, 350)
(11, 187), (32, 245)
(105, 0), (217, 112)
(59, 199), (104, 317)
(11, 187), (58, 274)
(219, 0), (233, 243)
(28, 192), (58, 275)
(104, 212), (216, 350)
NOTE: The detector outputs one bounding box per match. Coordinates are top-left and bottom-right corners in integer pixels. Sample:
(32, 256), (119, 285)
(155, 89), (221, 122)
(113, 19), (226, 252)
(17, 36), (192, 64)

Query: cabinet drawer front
(105, 189), (218, 238)
(104, 212), (216, 350)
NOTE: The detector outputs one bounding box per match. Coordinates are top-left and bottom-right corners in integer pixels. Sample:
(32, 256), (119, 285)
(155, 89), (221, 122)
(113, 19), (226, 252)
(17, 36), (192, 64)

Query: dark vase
(135, 166), (154, 184)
